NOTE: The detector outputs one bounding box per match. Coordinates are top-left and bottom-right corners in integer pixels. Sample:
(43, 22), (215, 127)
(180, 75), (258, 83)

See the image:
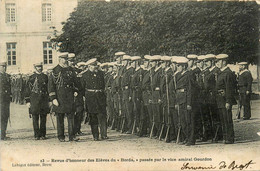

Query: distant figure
(0, 62), (12, 140)
(237, 62), (253, 120)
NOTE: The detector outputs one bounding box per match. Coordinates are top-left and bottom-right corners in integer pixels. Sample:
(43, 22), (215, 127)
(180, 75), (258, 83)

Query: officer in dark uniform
(237, 62), (253, 120)
(68, 53), (85, 136)
(48, 52), (80, 142)
(81, 58), (108, 141)
(0, 62), (12, 140)
(25, 62), (49, 140)
(215, 54), (236, 144)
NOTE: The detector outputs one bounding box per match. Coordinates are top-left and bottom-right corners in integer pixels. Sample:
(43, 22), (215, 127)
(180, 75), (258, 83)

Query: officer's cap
(238, 62), (248, 65)
(197, 55), (206, 61)
(122, 55), (131, 60)
(175, 57), (189, 64)
(86, 58), (97, 65)
(59, 52), (69, 58)
(187, 54), (198, 59)
(115, 52), (126, 56)
(34, 62), (43, 67)
(216, 54), (228, 60)
(131, 56), (142, 61)
(161, 56), (172, 61)
(0, 62), (7, 66)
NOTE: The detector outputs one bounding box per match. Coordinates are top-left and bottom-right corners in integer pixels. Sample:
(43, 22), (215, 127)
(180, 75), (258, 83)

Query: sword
(49, 106), (56, 129)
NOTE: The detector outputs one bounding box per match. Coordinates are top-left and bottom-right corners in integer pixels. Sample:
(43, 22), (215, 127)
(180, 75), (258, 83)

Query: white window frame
(6, 42), (17, 66)
(43, 42), (53, 64)
(5, 3), (16, 23)
(42, 3), (52, 22)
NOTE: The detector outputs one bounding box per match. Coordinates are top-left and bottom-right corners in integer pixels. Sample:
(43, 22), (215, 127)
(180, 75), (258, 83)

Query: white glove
(53, 99), (59, 106)
(74, 92), (78, 97)
(26, 103), (31, 108)
(246, 91), (250, 95)
(225, 103), (230, 110)
(187, 105), (192, 111)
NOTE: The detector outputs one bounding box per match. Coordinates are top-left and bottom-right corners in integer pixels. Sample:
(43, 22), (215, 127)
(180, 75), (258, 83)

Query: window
(6, 43), (17, 65)
(43, 42), (53, 64)
(42, 3), (52, 22)
(6, 3), (16, 23)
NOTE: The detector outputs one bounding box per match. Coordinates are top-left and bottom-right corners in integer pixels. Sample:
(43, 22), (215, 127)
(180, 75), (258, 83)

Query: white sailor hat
(58, 52), (69, 58)
(161, 56), (172, 61)
(131, 56), (142, 61)
(175, 57), (189, 64)
(187, 54), (198, 59)
(100, 63), (108, 67)
(216, 54), (228, 60)
(122, 55), (131, 60)
(115, 52), (126, 56)
(144, 55), (151, 60)
(150, 55), (161, 61)
(205, 54), (216, 60)
(238, 62), (248, 65)
(171, 56), (178, 63)
(85, 58), (97, 65)
(197, 55), (206, 61)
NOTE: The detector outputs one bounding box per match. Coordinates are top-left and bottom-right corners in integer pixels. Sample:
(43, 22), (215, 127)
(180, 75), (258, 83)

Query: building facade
(0, 0), (78, 73)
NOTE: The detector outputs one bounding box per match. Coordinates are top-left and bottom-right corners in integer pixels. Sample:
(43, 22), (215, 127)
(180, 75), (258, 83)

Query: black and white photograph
(0, 0), (260, 170)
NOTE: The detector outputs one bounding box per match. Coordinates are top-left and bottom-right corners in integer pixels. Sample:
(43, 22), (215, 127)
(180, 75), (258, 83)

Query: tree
(52, 1), (259, 64)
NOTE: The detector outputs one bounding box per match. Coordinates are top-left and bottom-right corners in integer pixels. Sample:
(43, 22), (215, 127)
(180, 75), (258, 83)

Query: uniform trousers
(74, 110), (83, 134)
(239, 93), (251, 119)
(56, 113), (74, 141)
(89, 113), (107, 139)
(32, 114), (47, 138)
(0, 101), (10, 139)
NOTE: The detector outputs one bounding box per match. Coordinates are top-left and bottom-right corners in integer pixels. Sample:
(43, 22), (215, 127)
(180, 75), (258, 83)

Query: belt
(176, 89), (185, 93)
(86, 89), (103, 93)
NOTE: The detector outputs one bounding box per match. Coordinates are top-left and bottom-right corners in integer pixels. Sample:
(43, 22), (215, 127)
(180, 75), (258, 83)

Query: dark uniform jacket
(81, 70), (106, 114)
(0, 72), (12, 118)
(160, 68), (175, 107)
(238, 70), (253, 94)
(216, 67), (237, 108)
(131, 67), (144, 101)
(25, 73), (49, 114)
(141, 69), (151, 106)
(189, 67), (201, 105)
(72, 67), (84, 112)
(175, 70), (192, 106)
(121, 67), (134, 101)
(48, 64), (79, 114)
(204, 66), (220, 104)
(151, 67), (162, 104)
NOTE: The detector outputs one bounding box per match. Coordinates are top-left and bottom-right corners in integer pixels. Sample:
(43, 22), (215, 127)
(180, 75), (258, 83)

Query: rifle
(236, 95), (242, 119)
(131, 91), (137, 134)
(164, 73), (171, 142)
(176, 104), (181, 144)
(149, 69), (155, 139)
(119, 92), (125, 133)
(159, 107), (165, 140)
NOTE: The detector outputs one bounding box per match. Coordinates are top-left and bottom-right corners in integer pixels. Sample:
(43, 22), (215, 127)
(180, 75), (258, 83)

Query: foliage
(52, 1), (259, 64)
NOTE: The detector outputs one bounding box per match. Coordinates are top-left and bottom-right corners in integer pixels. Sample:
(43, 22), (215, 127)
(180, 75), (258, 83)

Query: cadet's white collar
(135, 67), (140, 71)
(209, 66), (216, 72)
(165, 67), (170, 72)
(239, 69), (249, 75)
(173, 71), (180, 76)
(191, 66), (197, 70)
(182, 70), (187, 75)
(155, 66), (161, 72)
(220, 66), (228, 71)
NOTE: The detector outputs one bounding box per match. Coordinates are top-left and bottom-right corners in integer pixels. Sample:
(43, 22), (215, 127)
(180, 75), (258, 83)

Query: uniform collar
(181, 70), (187, 75)
(191, 66), (197, 70)
(239, 69), (249, 75)
(220, 66), (228, 72)
(155, 66), (161, 72)
(165, 67), (170, 72)
(209, 66), (216, 72)
(135, 67), (140, 71)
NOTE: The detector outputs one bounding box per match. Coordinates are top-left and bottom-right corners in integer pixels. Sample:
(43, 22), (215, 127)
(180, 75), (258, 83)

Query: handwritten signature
(181, 160), (255, 170)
